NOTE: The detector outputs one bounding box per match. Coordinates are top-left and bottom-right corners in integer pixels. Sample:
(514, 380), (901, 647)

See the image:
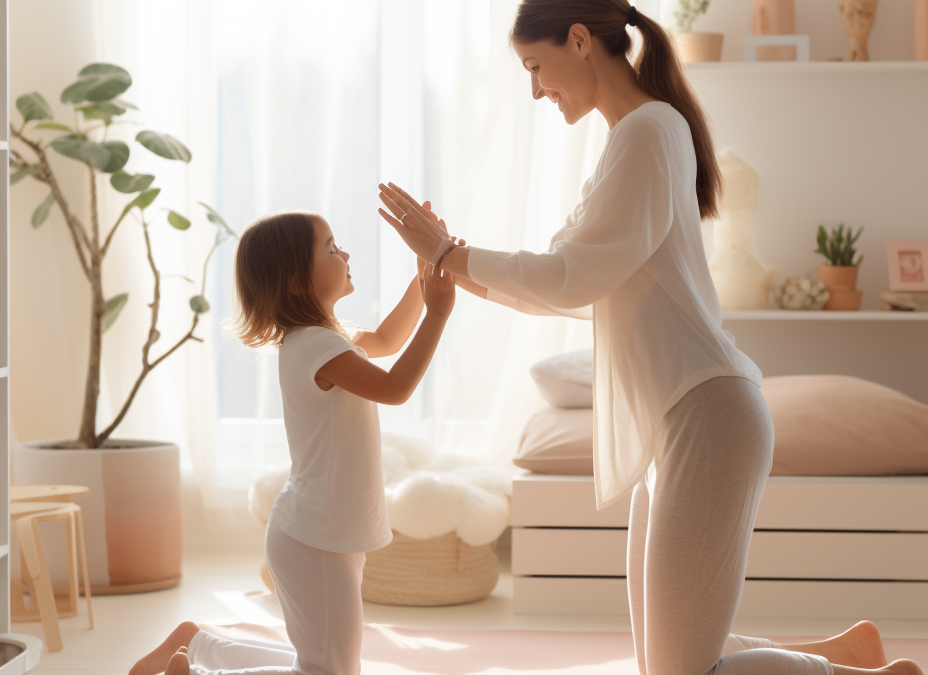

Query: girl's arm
(316, 266), (455, 405)
(352, 274), (424, 358)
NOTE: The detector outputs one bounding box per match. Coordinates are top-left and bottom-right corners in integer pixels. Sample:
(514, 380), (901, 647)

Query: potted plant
(673, 0), (723, 63)
(815, 223), (864, 311)
(9, 63), (236, 593)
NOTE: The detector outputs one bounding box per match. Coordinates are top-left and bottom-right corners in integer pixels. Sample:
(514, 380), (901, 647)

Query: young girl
(130, 208), (455, 675)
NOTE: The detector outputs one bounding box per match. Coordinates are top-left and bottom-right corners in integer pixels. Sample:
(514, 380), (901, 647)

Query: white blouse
(468, 101), (763, 509)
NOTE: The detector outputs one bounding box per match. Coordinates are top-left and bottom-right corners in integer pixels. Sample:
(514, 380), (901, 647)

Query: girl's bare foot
(164, 647), (190, 675)
(129, 621), (199, 675)
(782, 621), (889, 669)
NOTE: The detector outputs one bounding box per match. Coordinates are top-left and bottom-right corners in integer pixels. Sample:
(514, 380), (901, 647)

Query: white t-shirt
(269, 326), (392, 553)
(467, 101), (763, 510)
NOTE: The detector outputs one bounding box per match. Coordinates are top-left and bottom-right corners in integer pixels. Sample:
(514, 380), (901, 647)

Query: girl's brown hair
(232, 210), (344, 349)
(511, 0), (722, 220)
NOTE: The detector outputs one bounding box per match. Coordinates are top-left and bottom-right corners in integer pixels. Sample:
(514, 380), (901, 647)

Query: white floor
(12, 545), (928, 675)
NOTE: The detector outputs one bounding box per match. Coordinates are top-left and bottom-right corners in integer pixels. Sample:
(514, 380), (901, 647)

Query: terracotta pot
(819, 264), (863, 310)
(675, 32), (724, 63)
(753, 0), (797, 61)
(15, 440), (183, 594)
(916, 0), (928, 60)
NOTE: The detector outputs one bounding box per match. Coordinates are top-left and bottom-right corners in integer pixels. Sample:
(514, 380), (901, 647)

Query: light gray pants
(627, 375), (833, 675)
(188, 524), (365, 675)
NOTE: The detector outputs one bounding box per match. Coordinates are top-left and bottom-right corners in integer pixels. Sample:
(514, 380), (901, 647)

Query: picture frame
(886, 240), (928, 292)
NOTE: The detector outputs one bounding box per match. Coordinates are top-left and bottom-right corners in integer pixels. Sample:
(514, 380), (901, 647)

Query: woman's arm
(317, 266), (454, 405)
(379, 117), (674, 311)
(353, 275), (424, 358)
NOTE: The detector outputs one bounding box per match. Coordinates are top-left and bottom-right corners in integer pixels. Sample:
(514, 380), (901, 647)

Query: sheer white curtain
(92, 0), (665, 528)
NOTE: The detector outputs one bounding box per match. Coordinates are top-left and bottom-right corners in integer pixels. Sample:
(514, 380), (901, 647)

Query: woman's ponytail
(511, 0), (722, 220)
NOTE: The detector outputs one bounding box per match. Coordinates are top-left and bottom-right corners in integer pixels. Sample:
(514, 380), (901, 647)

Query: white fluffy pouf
(248, 432), (514, 604)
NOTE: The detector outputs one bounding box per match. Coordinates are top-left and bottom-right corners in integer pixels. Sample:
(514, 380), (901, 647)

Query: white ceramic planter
(15, 440), (182, 594)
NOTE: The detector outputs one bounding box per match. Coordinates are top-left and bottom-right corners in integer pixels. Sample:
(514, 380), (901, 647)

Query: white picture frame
(886, 240), (928, 292)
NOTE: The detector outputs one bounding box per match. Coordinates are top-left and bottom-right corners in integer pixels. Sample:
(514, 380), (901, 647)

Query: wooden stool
(11, 485), (89, 504)
(11, 501), (93, 652)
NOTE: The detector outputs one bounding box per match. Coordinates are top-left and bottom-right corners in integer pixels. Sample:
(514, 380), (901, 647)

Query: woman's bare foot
(129, 621), (199, 675)
(781, 621), (889, 669)
(164, 647), (190, 675)
(832, 659), (925, 675)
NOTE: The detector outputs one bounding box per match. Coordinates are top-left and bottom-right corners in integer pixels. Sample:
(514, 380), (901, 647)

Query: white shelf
(0, 368), (7, 379)
(0, 141), (6, 150)
(687, 61), (928, 75)
(723, 310), (928, 321)
(0, 545), (7, 559)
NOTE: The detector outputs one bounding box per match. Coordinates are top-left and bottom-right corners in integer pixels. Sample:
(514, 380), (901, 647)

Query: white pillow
(529, 348), (593, 409)
(513, 407), (594, 475)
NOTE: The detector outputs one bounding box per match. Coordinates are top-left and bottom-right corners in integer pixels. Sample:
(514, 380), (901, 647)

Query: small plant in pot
(673, 0), (723, 63)
(9, 63), (236, 593)
(815, 223), (864, 311)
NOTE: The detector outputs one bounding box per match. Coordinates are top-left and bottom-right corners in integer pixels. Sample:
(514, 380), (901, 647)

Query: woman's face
(513, 26), (597, 126)
(309, 217), (353, 308)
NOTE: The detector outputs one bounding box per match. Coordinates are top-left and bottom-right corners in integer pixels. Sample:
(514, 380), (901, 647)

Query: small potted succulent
(815, 223), (864, 311)
(673, 0), (723, 63)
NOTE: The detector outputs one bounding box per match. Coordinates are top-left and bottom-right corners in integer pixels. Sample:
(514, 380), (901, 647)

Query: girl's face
(310, 217), (352, 309)
(513, 28), (598, 126)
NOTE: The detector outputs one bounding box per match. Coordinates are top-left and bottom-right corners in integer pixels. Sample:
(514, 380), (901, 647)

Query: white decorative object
(708, 150), (778, 310)
(744, 35), (810, 61)
(772, 275), (831, 310)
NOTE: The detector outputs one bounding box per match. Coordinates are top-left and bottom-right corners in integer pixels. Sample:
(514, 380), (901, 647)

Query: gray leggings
(627, 375), (833, 675)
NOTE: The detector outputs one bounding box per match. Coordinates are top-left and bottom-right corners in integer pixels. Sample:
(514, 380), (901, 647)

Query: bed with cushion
(511, 350), (928, 619)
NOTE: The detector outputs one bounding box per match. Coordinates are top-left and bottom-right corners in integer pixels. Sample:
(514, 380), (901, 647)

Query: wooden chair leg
(17, 517), (62, 652)
(74, 510), (93, 629)
(65, 512), (78, 616)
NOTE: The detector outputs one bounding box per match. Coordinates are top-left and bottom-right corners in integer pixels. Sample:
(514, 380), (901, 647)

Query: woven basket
(361, 531), (500, 606)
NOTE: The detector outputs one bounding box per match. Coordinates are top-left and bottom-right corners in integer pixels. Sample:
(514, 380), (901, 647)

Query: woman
(377, 2), (922, 675)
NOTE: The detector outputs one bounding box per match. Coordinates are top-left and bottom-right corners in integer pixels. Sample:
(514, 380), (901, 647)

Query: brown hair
(232, 210), (345, 349)
(510, 0), (721, 220)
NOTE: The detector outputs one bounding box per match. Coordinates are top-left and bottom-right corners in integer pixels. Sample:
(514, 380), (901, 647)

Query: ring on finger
(399, 212), (407, 222)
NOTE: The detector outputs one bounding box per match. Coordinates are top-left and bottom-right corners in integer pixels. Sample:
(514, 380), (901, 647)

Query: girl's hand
(422, 263), (455, 317)
(379, 183), (451, 260)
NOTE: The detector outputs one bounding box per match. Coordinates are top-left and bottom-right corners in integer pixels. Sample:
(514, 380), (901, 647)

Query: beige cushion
(514, 408), (594, 475)
(513, 376), (928, 477)
(762, 375), (928, 476)
(529, 349), (593, 409)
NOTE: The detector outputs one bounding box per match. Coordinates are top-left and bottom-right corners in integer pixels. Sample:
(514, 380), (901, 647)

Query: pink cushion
(514, 376), (928, 477)
(762, 375), (928, 476)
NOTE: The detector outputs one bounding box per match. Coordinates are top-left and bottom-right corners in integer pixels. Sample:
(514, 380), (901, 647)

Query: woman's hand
(379, 183), (451, 260)
(421, 263), (455, 318)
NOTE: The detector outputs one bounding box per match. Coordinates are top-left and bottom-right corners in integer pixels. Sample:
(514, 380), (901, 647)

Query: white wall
(9, 0), (97, 445)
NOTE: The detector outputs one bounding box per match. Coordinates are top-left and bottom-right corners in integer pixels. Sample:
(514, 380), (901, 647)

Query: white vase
(708, 150), (777, 309)
(15, 439), (182, 593)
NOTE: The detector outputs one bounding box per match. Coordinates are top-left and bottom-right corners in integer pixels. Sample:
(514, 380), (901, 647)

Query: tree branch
(101, 207), (131, 257)
(11, 124), (94, 278)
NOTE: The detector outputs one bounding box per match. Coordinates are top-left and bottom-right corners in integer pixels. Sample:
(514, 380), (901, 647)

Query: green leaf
(102, 292), (129, 332)
(110, 170), (155, 193)
(113, 98), (139, 110)
(49, 135), (129, 173)
(189, 295), (210, 314)
(31, 192), (56, 228)
(76, 101), (127, 124)
(167, 211), (191, 230)
(126, 188), (161, 213)
(16, 92), (53, 122)
(50, 135), (109, 168)
(33, 122), (75, 132)
(99, 140), (130, 173)
(162, 274), (195, 284)
(10, 166), (40, 185)
(136, 130), (191, 162)
(60, 63), (132, 104)
(198, 201), (236, 242)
